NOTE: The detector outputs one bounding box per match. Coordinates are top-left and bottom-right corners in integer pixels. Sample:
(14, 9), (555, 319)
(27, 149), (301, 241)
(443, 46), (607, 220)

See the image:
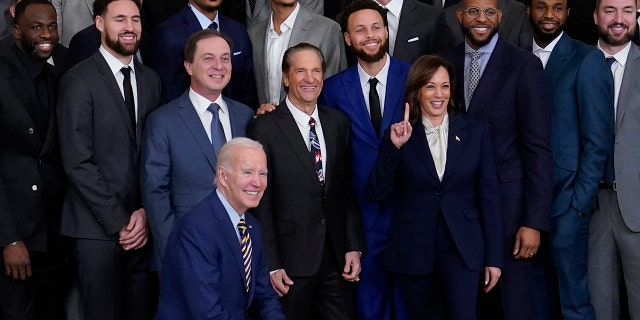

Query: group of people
(0, 0), (639, 319)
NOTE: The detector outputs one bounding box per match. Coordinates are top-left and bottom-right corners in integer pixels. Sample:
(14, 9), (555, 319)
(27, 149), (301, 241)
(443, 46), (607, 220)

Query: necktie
(208, 21), (218, 30)
(208, 103), (226, 155)
(606, 56), (616, 68)
(369, 78), (382, 136)
(120, 67), (136, 132)
(249, 0), (256, 14)
(309, 117), (324, 185)
(468, 51), (481, 105)
(237, 219), (252, 293)
(426, 125), (446, 181)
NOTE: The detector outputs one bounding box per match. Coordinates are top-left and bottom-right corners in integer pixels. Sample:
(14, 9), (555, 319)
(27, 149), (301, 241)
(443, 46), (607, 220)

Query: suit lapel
(318, 106), (336, 191)
(441, 114), (467, 183)
(177, 94), (218, 171)
(409, 123), (440, 182)
(396, 0), (416, 49)
(225, 97), (246, 137)
(617, 43), (640, 130)
(289, 6), (313, 47)
(249, 20), (269, 103)
(545, 34), (573, 87)
(468, 39), (511, 113)
(342, 67), (379, 144)
(382, 60), (405, 132)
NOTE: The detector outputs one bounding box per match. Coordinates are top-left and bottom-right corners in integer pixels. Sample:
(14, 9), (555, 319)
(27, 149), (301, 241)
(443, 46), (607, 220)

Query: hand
(512, 226), (540, 259)
(3, 241), (31, 280)
(256, 102), (277, 115)
(390, 103), (413, 149)
(484, 266), (501, 293)
(269, 269), (294, 297)
(342, 251), (361, 282)
(119, 208), (149, 250)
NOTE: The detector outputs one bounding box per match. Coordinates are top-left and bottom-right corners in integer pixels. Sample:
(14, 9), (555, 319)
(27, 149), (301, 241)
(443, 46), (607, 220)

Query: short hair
(13, 0), (54, 25)
(214, 138), (265, 185)
(340, 0), (388, 33)
(184, 29), (234, 63)
(281, 42), (326, 74)
(525, 0), (573, 8)
(93, 0), (141, 19)
(404, 55), (457, 125)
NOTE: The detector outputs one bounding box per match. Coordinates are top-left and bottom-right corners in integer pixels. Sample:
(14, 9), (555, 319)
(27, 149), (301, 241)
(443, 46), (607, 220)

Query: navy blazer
(444, 36), (553, 234)
(319, 57), (410, 234)
(156, 190), (285, 320)
(141, 91), (253, 270)
(146, 5), (257, 108)
(366, 113), (503, 274)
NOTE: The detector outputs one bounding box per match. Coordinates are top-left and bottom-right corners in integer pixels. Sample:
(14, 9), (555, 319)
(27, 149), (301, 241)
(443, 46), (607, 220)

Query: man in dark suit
(443, 0), (553, 318)
(146, 0), (257, 108)
(0, 0), (67, 318)
(57, 0), (161, 318)
(248, 43), (365, 319)
(156, 138), (285, 320)
(527, 0), (614, 319)
(319, 1), (410, 319)
(141, 29), (254, 272)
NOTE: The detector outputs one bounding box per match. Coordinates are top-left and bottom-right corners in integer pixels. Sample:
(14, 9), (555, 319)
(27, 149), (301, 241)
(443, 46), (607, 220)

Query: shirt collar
(465, 32), (499, 55)
(189, 3), (220, 30)
(357, 53), (391, 89)
(268, 2), (299, 35)
(597, 40), (632, 67)
(99, 45), (135, 76)
(422, 112), (449, 133)
(216, 189), (244, 232)
(381, 0), (403, 18)
(189, 88), (228, 116)
(286, 96), (319, 128)
(532, 31), (563, 53)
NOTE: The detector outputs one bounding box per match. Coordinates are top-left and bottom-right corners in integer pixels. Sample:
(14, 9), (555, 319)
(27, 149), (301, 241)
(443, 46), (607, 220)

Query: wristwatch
(3, 241), (17, 249)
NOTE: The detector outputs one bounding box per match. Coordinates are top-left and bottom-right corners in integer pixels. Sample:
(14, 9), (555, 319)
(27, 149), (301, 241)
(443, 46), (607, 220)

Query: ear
(95, 15), (104, 33)
(282, 71), (290, 88)
(184, 61), (193, 76)
(344, 32), (351, 47)
(456, 8), (464, 24)
(12, 24), (20, 42)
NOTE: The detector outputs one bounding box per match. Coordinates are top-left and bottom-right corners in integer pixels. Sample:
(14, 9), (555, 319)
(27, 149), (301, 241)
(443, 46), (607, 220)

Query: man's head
(457, 0), (502, 50)
(271, 0), (298, 8)
(594, 0), (636, 53)
(184, 29), (233, 102)
(281, 43), (325, 110)
(12, 0), (58, 61)
(94, 0), (142, 60)
(528, 0), (570, 47)
(216, 138), (268, 214)
(341, 0), (389, 63)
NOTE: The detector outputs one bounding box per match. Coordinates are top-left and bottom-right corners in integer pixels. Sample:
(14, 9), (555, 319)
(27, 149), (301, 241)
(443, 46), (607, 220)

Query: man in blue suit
(141, 29), (254, 272)
(156, 138), (285, 320)
(145, 0), (257, 108)
(527, 0), (614, 319)
(319, 1), (410, 319)
(443, 0), (554, 318)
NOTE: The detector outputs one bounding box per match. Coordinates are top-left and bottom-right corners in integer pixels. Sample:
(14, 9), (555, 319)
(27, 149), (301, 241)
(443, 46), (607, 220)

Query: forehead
(598, 0), (635, 8)
(348, 9), (384, 26)
(105, 0), (140, 16)
(232, 148), (267, 168)
(21, 3), (56, 23)
(462, 0), (498, 8)
(195, 36), (230, 56)
(531, 0), (567, 6)
(290, 50), (322, 68)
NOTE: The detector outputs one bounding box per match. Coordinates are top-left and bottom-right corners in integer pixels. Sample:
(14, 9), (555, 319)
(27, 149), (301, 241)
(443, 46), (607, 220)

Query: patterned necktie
(309, 117), (324, 185)
(208, 103), (226, 155)
(369, 77), (382, 136)
(208, 21), (218, 30)
(249, 0), (256, 14)
(237, 219), (252, 293)
(468, 51), (481, 105)
(120, 67), (136, 132)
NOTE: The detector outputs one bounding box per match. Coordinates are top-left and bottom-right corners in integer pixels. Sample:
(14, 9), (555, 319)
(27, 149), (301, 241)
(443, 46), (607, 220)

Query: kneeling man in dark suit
(156, 138), (285, 320)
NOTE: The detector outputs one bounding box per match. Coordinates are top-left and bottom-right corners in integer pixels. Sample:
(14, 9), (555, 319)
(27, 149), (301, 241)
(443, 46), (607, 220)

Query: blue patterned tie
(238, 219), (252, 293)
(208, 21), (218, 30)
(208, 103), (226, 155)
(309, 117), (324, 185)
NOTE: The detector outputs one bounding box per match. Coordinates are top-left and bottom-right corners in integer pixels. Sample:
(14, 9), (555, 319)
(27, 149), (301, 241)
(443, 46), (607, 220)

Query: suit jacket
(141, 91), (254, 271)
(51, 0), (95, 46)
(544, 34), (614, 217)
(140, 0), (186, 31)
(57, 51), (162, 240)
(366, 113), (503, 274)
(246, 0), (270, 28)
(248, 5), (347, 105)
(319, 57), (410, 233)
(391, 0), (442, 64)
(156, 190), (285, 320)
(431, 0), (532, 53)
(248, 102), (365, 277)
(0, 0), (10, 39)
(146, 5), (257, 108)
(443, 36), (553, 235)
(417, 0), (460, 8)
(0, 45), (65, 252)
(610, 43), (640, 232)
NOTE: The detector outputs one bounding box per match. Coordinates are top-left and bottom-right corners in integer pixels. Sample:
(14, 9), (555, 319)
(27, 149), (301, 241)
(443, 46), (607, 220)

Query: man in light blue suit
(319, 1), (410, 318)
(527, 0), (614, 319)
(141, 30), (254, 272)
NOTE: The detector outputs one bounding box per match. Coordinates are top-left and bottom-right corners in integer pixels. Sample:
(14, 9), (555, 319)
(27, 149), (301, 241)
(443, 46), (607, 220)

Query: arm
(341, 121), (364, 280)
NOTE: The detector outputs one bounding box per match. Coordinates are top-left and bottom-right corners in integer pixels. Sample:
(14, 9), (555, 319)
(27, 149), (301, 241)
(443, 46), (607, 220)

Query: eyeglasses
(459, 6), (499, 19)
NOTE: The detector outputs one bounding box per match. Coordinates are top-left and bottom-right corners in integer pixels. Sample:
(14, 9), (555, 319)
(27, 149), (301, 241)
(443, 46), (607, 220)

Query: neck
(103, 44), (133, 65)
(358, 54), (387, 77)
(218, 187), (247, 215)
(599, 39), (629, 56)
(533, 36), (549, 49)
(271, 1), (296, 32)
(376, 0), (391, 5)
(192, 85), (222, 102)
(294, 102), (316, 116)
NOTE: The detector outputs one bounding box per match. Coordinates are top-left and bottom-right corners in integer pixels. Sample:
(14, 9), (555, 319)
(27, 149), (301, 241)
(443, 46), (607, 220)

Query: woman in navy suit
(366, 55), (503, 320)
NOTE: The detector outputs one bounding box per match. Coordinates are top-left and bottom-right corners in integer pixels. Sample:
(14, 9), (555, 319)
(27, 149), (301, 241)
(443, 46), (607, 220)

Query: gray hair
(214, 138), (264, 185)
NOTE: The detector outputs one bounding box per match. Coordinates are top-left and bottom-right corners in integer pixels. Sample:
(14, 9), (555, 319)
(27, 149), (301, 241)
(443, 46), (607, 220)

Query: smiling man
(141, 29), (254, 273)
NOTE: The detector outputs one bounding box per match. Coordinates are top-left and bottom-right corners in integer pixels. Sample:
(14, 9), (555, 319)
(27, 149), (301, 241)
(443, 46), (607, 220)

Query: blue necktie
(208, 103), (226, 155)
(208, 21), (218, 30)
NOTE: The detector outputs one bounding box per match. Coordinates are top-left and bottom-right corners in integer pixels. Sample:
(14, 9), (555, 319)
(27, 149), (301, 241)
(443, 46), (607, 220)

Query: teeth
(245, 191), (258, 196)
(37, 43), (52, 48)
(474, 27), (488, 32)
(431, 101), (443, 106)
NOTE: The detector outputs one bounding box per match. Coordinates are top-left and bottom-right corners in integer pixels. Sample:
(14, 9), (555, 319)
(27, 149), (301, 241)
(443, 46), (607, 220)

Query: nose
(543, 7), (554, 18)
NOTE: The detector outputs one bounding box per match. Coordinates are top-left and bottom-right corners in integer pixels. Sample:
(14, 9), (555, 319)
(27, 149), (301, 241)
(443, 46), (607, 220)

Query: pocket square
(408, 37), (419, 43)
(233, 51), (242, 56)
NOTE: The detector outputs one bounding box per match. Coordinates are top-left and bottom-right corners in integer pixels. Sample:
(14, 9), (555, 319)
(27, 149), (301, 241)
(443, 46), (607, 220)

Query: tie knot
(121, 67), (131, 79)
(208, 21), (218, 30)
(309, 117), (317, 127)
(208, 103), (220, 115)
(469, 51), (481, 60)
(606, 56), (616, 67)
(238, 218), (246, 230)
(369, 77), (379, 87)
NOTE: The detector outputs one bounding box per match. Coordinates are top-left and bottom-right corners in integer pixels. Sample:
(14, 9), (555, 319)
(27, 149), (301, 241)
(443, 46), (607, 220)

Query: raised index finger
(403, 103), (410, 123)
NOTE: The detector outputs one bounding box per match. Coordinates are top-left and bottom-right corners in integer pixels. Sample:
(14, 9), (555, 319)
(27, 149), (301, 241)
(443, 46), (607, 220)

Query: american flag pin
(455, 136), (460, 142)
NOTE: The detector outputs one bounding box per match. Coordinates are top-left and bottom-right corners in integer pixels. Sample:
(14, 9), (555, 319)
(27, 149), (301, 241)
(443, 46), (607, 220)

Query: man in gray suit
(246, 0), (270, 27)
(51, 0), (95, 46)
(591, 0), (640, 319)
(248, 0), (346, 109)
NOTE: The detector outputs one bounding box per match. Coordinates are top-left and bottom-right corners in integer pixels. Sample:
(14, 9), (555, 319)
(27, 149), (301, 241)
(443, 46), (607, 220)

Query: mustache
(607, 22), (629, 29)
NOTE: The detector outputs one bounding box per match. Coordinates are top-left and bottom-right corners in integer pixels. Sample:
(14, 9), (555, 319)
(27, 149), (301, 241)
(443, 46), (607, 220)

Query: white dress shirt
(189, 89), (232, 143)
(597, 40), (632, 117)
(190, 3), (220, 30)
(99, 45), (138, 122)
(286, 97), (327, 175)
(358, 53), (391, 117)
(423, 113), (449, 181)
(266, 3), (300, 103)
(532, 31), (562, 69)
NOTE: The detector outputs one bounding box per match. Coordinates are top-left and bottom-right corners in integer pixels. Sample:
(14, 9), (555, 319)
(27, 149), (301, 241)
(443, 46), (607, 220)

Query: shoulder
(306, 10), (341, 29)
(319, 104), (349, 124)
(408, 0), (441, 17)
(224, 97), (254, 119)
(323, 66), (353, 87)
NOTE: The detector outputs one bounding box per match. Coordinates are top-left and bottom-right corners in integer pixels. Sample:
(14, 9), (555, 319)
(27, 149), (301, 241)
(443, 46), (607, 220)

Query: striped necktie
(238, 219), (252, 292)
(309, 117), (324, 185)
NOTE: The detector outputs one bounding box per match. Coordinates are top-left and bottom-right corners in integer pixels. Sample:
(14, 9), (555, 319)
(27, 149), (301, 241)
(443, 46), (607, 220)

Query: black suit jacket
(248, 102), (364, 277)
(57, 51), (162, 240)
(0, 45), (65, 251)
(392, 0), (442, 64)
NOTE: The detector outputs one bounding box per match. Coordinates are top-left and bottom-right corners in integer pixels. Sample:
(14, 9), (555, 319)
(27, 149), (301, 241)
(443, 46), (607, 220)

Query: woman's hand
(390, 103), (413, 149)
(484, 266), (501, 293)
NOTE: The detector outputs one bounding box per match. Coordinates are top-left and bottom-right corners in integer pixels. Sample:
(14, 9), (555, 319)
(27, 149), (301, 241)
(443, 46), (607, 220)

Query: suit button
(28, 128), (34, 134)
(320, 218), (325, 225)
(31, 185), (38, 191)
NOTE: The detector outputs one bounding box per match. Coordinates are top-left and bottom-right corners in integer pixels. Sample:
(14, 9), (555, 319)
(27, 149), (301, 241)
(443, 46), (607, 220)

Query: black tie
(208, 21), (218, 30)
(249, 0), (256, 14)
(120, 67), (136, 132)
(369, 78), (382, 136)
(606, 56), (616, 67)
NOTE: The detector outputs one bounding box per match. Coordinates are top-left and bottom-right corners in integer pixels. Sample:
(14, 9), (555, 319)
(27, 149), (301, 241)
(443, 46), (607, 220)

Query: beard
(531, 19), (564, 45)
(598, 22), (635, 47)
(461, 23), (499, 49)
(21, 37), (53, 61)
(352, 38), (389, 63)
(104, 28), (139, 56)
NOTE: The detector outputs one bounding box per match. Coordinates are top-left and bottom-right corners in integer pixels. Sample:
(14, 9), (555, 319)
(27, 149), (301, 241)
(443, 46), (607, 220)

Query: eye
(222, 56), (231, 63)
(468, 7), (480, 15)
(425, 84), (435, 89)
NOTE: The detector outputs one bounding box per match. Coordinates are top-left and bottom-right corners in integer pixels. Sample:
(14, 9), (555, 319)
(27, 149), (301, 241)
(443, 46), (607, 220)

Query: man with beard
(146, 0), (257, 109)
(318, 1), (409, 319)
(0, 0), (68, 318)
(527, 0), (614, 319)
(591, 0), (640, 318)
(57, 0), (161, 318)
(442, 0), (553, 319)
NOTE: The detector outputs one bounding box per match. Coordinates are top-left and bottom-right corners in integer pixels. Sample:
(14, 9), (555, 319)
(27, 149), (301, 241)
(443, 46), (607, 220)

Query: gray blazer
(246, 0), (271, 29)
(52, 0), (95, 46)
(248, 4), (347, 104)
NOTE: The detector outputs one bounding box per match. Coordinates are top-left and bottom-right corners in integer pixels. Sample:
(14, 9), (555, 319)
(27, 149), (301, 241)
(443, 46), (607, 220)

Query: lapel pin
(455, 135), (460, 142)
